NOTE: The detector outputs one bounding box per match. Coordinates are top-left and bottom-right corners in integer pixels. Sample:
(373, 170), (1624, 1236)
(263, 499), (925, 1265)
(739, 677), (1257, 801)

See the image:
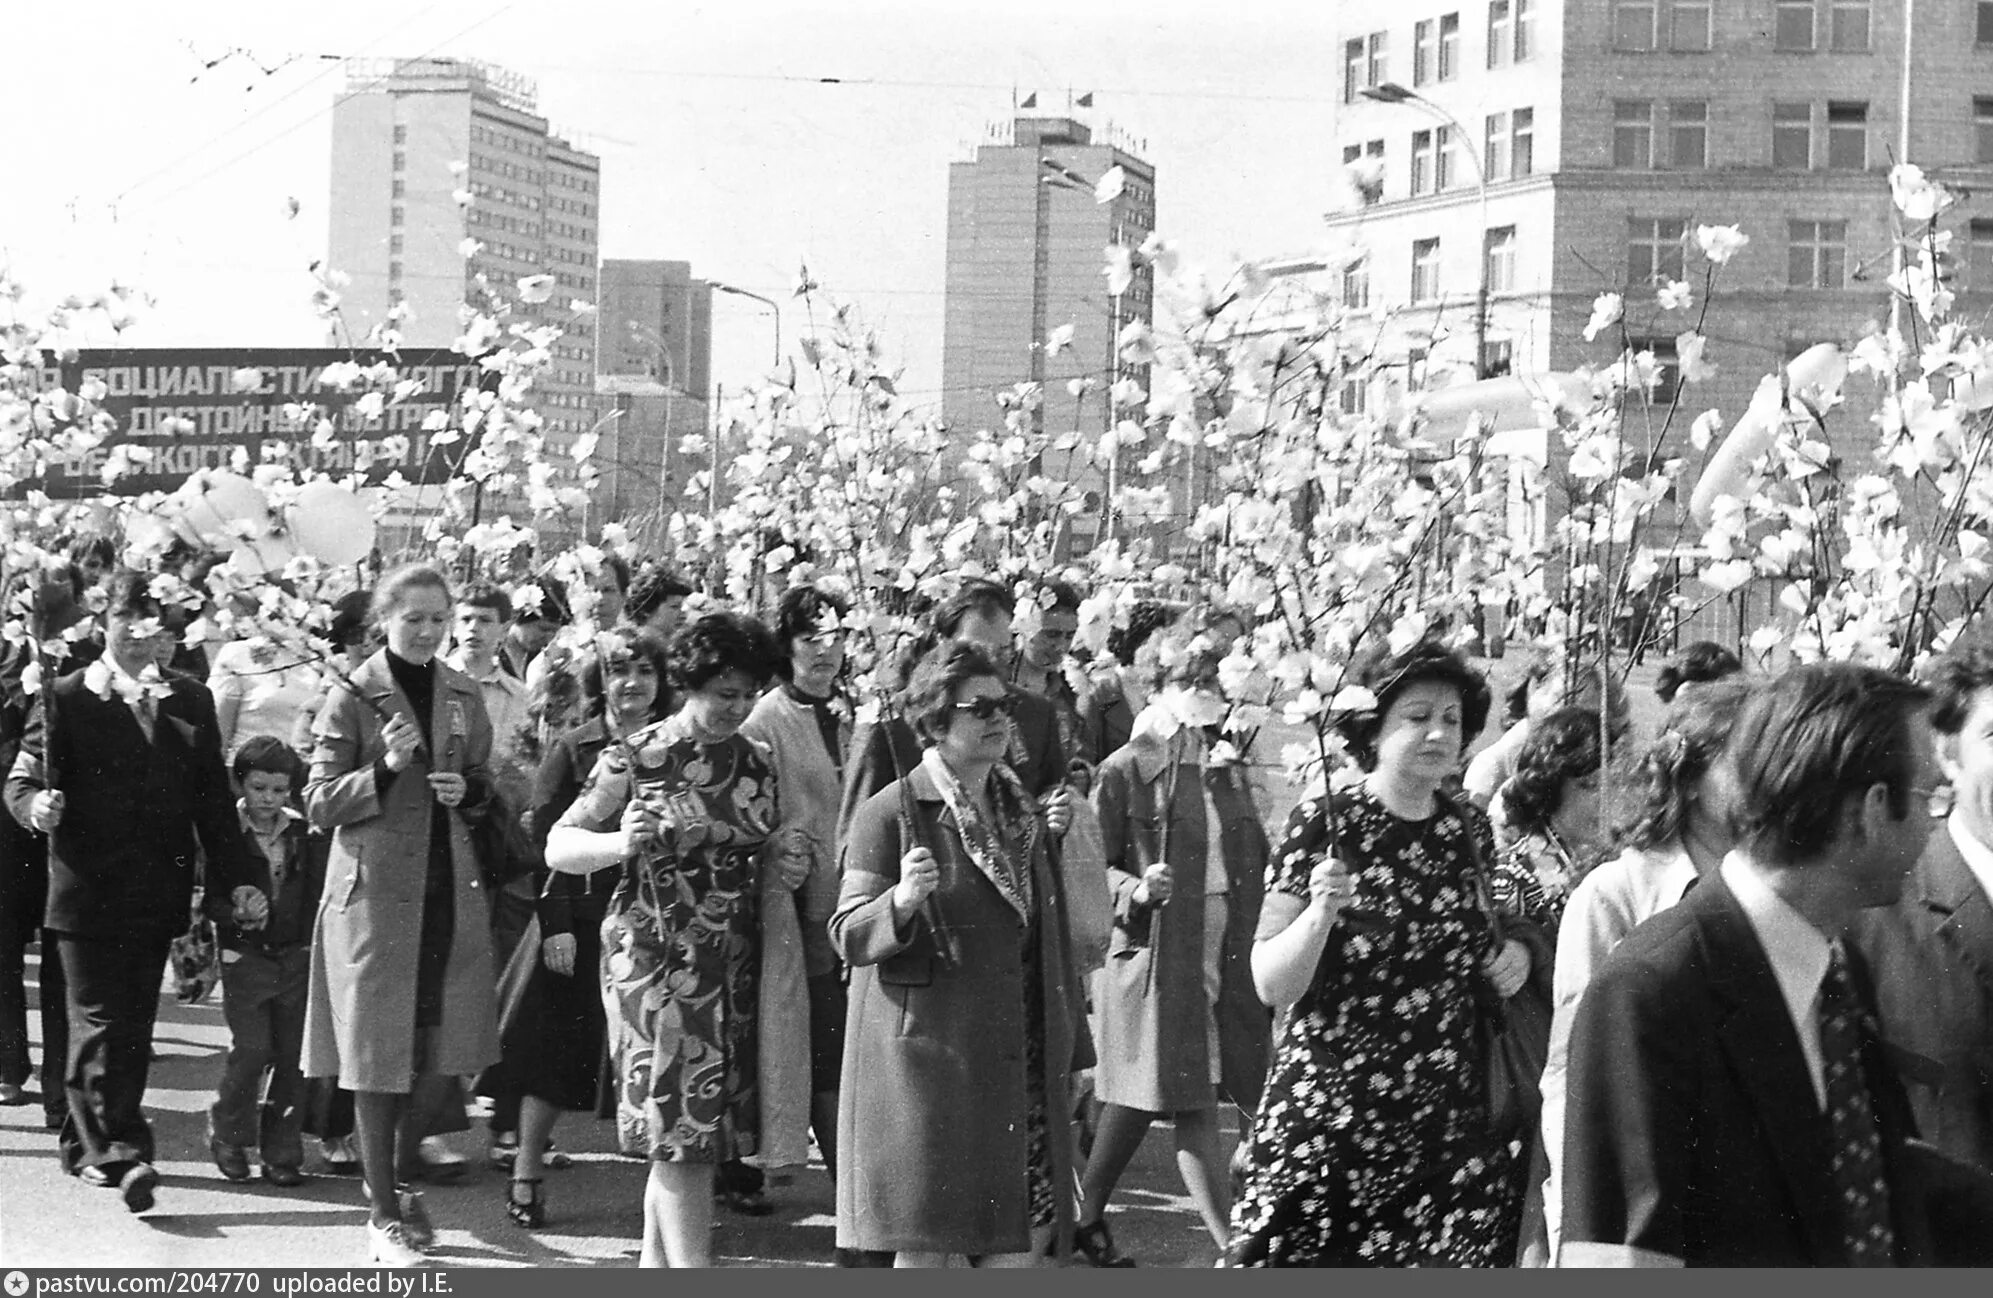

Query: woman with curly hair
(1652, 639), (1743, 706)
(544, 613), (808, 1267)
(1490, 707), (1617, 935)
(1537, 675), (1751, 1262)
(1229, 639), (1537, 1267)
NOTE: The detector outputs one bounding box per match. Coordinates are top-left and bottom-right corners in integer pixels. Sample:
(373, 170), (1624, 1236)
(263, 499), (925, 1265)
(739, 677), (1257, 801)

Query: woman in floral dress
(544, 612), (805, 1267)
(1229, 640), (1535, 1267)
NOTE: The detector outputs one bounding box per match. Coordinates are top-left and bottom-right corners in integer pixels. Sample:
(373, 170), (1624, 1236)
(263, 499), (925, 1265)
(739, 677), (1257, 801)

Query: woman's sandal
(506, 1177), (546, 1229)
(1070, 1218), (1137, 1267)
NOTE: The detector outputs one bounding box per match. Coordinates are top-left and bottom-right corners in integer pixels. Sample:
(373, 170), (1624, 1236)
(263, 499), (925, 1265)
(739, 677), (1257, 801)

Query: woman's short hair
(1655, 640), (1744, 706)
(1926, 635), (1993, 736)
(580, 630), (670, 716)
(374, 564), (452, 622)
(624, 563), (695, 625)
(1724, 663), (1932, 866)
(1500, 706), (1606, 837)
(1620, 675), (1755, 852)
(901, 640), (1005, 747)
(665, 612), (779, 693)
(1106, 599), (1179, 667)
(66, 533), (116, 570)
(1336, 639), (1492, 772)
(772, 584), (853, 680)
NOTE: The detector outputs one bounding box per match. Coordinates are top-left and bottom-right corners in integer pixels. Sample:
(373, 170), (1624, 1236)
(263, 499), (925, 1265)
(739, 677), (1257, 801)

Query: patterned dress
(1228, 784), (1523, 1267)
(557, 714), (777, 1164)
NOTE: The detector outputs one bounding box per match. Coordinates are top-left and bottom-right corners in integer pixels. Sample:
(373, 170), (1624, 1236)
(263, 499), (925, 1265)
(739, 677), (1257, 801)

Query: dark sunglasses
(952, 694), (1020, 721)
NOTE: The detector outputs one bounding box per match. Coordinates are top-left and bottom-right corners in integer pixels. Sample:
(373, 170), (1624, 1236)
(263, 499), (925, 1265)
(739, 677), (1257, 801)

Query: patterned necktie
(134, 693), (157, 744)
(1819, 941), (1896, 1266)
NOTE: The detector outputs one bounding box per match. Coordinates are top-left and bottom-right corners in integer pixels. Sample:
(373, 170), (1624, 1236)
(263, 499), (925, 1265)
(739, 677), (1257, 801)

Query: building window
(1343, 139), (1386, 205)
(1830, 0), (1870, 51)
(391, 205), (405, 226)
(1412, 238), (1443, 303)
(1788, 220), (1848, 288)
(1344, 39), (1363, 103)
(1513, 108), (1534, 176)
(1615, 100), (1655, 168)
(1628, 217), (1687, 285)
(391, 179), (405, 199)
(1515, 0), (1535, 60)
(1669, 101), (1708, 168)
(1775, 0), (1816, 50)
(1435, 125), (1457, 190)
(1343, 258), (1371, 309)
(1982, 1), (1993, 45)
(1339, 377), (1369, 415)
(1978, 99), (1993, 164)
(1485, 225), (1518, 293)
(1414, 18), (1435, 85)
(1773, 102), (1813, 168)
(1970, 220), (1993, 288)
(1439, 13), (1461, 79)
(392, 125), (406, 145)
(1412, 129), (1435, 195)
(389, 234), (404, 255)
(388, 261), (403, 282)
(1613, 0), (1656, 50)
(1486, 112), (1511, 181)
(1671, 0), (1711, 49)
(1489, 1), (1513, 69)
(392, 150), (405, 172)
(1367, 32), (1388, 87)
(1827, 102), (1867, 169)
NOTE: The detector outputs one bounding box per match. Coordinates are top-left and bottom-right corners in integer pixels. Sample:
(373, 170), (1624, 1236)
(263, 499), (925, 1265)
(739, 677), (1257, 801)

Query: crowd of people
(4, 538), (1993, 1268)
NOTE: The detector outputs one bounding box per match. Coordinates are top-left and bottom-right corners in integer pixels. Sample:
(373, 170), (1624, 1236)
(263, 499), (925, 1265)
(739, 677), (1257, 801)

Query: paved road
(0, 949), (1232, 1269)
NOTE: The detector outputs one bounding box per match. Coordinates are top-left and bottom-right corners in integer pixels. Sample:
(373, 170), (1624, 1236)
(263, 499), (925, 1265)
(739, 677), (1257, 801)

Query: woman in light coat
(301, 565), (499, 1267)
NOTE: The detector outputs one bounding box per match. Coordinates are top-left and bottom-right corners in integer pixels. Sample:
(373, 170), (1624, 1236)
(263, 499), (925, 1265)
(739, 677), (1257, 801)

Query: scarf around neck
(920, 746), (1038, 922)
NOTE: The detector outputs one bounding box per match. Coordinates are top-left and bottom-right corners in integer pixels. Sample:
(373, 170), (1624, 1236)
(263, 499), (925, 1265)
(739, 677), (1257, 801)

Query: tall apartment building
(595, 260), (714, 529)
(1330, 2), (1993, 458)
(941, 115), (1156, 545)
(328, 57), (602, 466)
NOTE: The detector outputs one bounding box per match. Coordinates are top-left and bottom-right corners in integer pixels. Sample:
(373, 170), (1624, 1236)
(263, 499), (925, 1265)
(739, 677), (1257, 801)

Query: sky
(7, 1), (1346, 411)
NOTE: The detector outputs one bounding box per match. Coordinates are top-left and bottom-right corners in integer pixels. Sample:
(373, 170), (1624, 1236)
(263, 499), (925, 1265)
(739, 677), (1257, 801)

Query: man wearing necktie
(1559, 662), (1978, 1266)
(3, 572), (261, 1213)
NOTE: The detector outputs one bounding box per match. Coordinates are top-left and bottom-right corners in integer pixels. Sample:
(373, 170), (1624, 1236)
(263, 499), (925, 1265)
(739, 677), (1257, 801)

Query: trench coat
(1091, 732), (1271, 1115)
(831, 762), (1087, 1258)
(301, 651), (500, 1092)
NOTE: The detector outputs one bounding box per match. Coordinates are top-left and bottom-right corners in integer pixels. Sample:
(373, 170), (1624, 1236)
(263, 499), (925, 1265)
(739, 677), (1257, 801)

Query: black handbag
(1465, 843), (1555, 1140)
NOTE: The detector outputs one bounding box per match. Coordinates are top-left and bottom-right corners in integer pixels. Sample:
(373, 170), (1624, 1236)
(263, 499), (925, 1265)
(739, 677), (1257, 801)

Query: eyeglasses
(1910, 783), (1956, 820)
(952, 695), (1020, 721)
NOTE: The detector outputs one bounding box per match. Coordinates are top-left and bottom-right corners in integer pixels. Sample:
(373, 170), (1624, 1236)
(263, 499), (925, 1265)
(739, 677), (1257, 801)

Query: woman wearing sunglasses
(831, 640), (1089, 1267)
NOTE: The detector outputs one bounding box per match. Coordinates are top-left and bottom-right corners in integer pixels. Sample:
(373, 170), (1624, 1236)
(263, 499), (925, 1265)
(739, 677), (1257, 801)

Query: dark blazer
(838, 685), (1067, 841)
(1561, 872), (1943, 1267)
(3, 665), (250, 936)
(217, 812), (328, 952)
(1852, 826), (1993, 1174)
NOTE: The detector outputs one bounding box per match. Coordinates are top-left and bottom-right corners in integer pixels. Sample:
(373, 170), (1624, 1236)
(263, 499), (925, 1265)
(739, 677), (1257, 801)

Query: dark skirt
(479, 886), (613, 1112)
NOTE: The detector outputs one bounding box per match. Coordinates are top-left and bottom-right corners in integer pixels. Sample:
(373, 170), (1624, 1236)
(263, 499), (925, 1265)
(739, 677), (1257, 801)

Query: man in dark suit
(4, 571), (261, 1213)
(1853, 638), (1993, 1171)
(1560, 662), (1975, 1266)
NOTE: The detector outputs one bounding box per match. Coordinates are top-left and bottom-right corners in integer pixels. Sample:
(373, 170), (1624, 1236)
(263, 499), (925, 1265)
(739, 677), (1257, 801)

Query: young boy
(208, 736), (325, 1187)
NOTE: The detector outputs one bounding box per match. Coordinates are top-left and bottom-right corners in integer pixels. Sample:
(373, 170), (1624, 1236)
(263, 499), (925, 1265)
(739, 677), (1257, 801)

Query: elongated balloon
(1688, 376), (1784, 528)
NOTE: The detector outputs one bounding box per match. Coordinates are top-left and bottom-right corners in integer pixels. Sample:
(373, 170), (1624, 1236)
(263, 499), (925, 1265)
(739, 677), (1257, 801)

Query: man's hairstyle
(1655, 640), (1745, 706)
(1926, 635), (1993, 735)
(1724, 662), (1932, 866)
(931, 577), (1015, 638)
(664, 612), (780, 693)
(232, 734), (305, 788)
(1620, 675), (1755, 852)
(773, 584), (852, 680)
(1335, 638), (1492, 772)
(625, 564), (696, 626)
(104, 570), (163, 620)
(454, 582), (512, 622)
(580, 630), (671, 717)
(66, 533), (116, 570)
(901, 640), (1006, 747)
(1500, 706), (1605, 838)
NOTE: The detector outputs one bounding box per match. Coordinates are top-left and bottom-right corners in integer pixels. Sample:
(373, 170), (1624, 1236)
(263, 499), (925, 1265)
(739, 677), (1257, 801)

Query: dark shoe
(396, 1185), (436, 1249)
(0, 1081), (26, 1105)
(118, 1162), (160, 1214)
(1070, 1218), (1136, 1267)
(209, 1138), (252, 1182)
(262, 1164), (305, 1188)
(43, 1110), (66, 1133)
(716, 1187), (776, 1216)
(505, 1177), (545, 1228)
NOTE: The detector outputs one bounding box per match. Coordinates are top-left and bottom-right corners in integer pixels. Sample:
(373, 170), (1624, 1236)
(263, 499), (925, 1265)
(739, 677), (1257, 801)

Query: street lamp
(1361, 81), (1493, 379)
(707, 281), (781, 367)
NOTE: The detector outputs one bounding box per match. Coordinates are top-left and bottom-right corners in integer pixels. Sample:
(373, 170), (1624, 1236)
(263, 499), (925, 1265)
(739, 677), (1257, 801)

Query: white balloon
(287, 480), (376, 567)
(1689, 410), (1775, 528)
(1785, 343), (1846, 400)
(227, 531), (299, 577)
(173, 472), (268, 549)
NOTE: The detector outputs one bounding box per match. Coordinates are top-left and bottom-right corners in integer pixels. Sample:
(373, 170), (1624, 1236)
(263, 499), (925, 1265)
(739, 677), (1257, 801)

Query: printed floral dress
(1228, 784), (1523, 1267)
(558, 714), (777, 1164)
